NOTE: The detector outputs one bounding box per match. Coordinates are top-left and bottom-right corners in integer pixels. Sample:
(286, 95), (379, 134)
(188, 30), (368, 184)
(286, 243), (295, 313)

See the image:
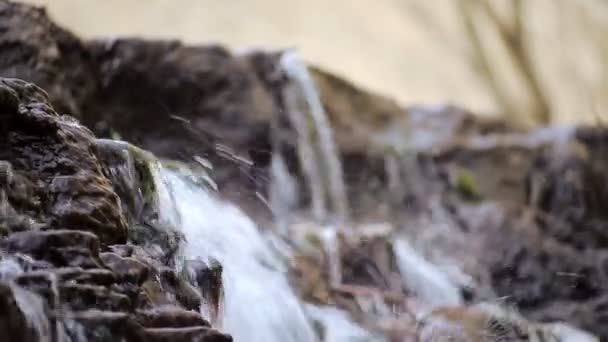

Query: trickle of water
(160, 168), (317, 342)
(318, 226), (342, 287)
(392, 238), (463, 310)
(280, 50), (349, 224)
(281, 71), (328, 222)
(269, 152), (299, 235)
(0, 256), (23, 280)
(11, 284), (53, 342)
(305, 304), (381, 342)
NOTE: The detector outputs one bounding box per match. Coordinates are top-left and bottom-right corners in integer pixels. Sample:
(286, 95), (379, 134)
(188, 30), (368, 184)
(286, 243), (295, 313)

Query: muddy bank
(2, 0), (608, 339)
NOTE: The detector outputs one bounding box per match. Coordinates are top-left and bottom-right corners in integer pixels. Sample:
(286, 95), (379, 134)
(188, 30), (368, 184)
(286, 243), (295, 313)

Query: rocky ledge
(0, 78), (230, 342)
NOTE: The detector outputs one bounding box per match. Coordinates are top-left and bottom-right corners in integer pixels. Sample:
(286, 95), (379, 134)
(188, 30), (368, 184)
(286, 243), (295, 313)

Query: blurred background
(22, 0), (607, 127)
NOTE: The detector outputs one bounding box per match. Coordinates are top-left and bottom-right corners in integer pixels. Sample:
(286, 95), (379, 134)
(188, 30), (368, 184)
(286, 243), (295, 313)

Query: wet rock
(3, 229), (105, 268)
(0, 282), (51, 342)
(158, 267), (203, 311)
(13, 270), (59, 307)
(0, 77), (128, 245)
(0, 71), (228, 340)
(418, 304), (599, 342)
(135, 306), (210, 328)
(525, 295), (608, 339)
(107, 244), (166, 270)
(128, 222), (183, 265)
(100, 252), (150, 285)
(4, 230), (99, 255)
(0, 1), (98, 116)
(184, 258), (223, 324)
(142, 326), (232, 342)
(60, 283), (131, 311)
(56, 267), (117, 286)
(70, 310), (144, 342)
(71, 309), (228, 342)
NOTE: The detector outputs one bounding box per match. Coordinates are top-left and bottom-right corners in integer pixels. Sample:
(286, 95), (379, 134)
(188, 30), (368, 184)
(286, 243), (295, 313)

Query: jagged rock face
(83, 39), (283, 221)
(0, 78), (127, 244)
(0, 78), (231, 341)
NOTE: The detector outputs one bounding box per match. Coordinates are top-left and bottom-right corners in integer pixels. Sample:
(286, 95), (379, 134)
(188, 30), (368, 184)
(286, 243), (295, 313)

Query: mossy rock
(454, 168), (482, 202)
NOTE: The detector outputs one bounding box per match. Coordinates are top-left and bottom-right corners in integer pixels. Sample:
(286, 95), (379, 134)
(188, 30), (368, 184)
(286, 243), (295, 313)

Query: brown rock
(0, 77), (128, 245)
(3, 229), (105, 268)
(135, 306), (210, 328)
(100, 252), (150, 285)
(0, 282), (51, 342)
(69, 310), (145, 342)
(56, 267), (117, 286)
(59, 283), (131, 311)
(143, 326), (232, 342)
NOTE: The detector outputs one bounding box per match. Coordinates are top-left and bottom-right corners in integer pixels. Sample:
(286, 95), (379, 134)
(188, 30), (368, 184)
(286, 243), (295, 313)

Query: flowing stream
(158, 167), (381, 342)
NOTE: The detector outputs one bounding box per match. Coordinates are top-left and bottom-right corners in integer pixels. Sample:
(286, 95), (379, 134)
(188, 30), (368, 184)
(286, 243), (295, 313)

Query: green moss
(454, 168), (482, 202)
(160, 159), (218, 192)
(126, 144), (158, 209)
(304, 231), (322, 246)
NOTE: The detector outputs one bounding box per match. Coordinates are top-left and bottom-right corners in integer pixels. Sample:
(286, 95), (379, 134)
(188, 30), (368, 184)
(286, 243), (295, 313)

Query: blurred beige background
(20, 0), (608, 125)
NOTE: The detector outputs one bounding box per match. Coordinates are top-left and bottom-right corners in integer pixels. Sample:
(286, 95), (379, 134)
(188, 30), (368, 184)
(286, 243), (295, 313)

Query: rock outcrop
(0, 78), (230, 342)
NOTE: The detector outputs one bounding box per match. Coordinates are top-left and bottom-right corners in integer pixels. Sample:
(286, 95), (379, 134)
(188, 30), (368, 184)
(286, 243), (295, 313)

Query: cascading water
(279, 50), (349, 225)
(0, 257), (54, 342)
(156, 164), (384, 342)
(392, 238), (463, 309)
(159, 168), (318, 342)
(275, 49), (349, 304)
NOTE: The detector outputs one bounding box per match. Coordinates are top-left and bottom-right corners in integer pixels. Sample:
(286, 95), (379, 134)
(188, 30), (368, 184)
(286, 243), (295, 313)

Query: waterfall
(305, 304), (380, 342)
(0, 269), (53, 342)
(159, 168), (317, 342)
(157, 166), (379, 342)
(269, 151), (299, 235)
(279, 50), (349, 225)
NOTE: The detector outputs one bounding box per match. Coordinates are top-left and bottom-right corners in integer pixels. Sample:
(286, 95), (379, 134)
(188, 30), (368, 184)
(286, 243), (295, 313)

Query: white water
(160, 168), (318, 342)
(280, 50), (349, 224)
(0, 257), (53, 342)
(281, 78), (328, 222)
(305, 304), (380, 342)
(269, 152), (299, 235)
(392, 238), (463, 310)
(13, 284), (53, 342)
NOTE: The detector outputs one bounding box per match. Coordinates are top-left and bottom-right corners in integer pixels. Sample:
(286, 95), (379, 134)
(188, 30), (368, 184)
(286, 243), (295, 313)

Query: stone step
(68, 310), (229, 342)
(4, 230), (100, 255)
(67, 309), (142, 341)
(59, 283), (131, 311)
(56, 267), (117, 286)
(100, 252), (150, 285)
(135, 306), (210, 328)
(3, 230), (103, 268)
(143, 326), (232, 342)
